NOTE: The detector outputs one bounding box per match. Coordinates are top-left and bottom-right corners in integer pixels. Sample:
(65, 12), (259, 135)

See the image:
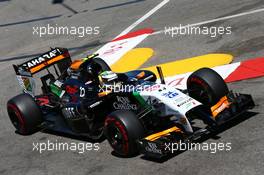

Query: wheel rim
(107, 125), (125, 152)
(188, 83), (212, 105)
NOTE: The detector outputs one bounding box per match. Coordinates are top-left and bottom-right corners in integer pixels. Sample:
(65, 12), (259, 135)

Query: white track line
(153, 7), (264, 35)
(115, 0), (170, 38)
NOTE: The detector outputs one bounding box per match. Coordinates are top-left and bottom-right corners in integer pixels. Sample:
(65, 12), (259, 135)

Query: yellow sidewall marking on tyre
(111, 48), (154, 72)
(142, 54), (233, 77)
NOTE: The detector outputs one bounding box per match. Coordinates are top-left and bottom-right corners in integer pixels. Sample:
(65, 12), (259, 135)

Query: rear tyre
(104, 110), (145, 157)
(187, 68), (229, 106)
(7, 94), (43, 135)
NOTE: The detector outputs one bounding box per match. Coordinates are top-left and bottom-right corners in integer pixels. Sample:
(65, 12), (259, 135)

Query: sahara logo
(22, 49), (61, 69)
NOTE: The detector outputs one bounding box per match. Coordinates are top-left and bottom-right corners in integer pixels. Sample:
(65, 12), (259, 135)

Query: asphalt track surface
(0, 0), (264, 174)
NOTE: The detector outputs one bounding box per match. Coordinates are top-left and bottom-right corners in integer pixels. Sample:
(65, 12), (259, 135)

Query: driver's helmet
(98, 71), (118, 87)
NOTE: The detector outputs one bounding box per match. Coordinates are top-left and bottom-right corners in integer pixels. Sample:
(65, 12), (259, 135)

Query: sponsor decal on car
(22, 49), (61, 69)
(79, 87), (85, 97)
(211, 96), (230, 117)
(16, 75), (35, 95)
(177, 98), (193, 107)
(113, 96), (137, 110)
(145, 142), (162, 154)
(65, 85), (78, 94)
(162, 91), (179, 98)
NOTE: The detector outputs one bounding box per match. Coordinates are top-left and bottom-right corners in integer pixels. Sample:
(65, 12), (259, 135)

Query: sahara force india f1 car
(7, 48), (255, 158)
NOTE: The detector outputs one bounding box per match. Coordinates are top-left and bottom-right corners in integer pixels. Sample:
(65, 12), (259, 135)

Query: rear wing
(13, 47), (72, 96)
(13, 47), (71, 76)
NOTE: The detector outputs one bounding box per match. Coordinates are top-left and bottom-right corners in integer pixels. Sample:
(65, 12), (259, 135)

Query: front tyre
(7, 94), (43, 135)
(104, 110), (145, 157)
(187, 68), (229, 106)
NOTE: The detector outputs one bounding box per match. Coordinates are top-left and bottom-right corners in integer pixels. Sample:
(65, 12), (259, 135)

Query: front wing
(137, 92), (255, 158)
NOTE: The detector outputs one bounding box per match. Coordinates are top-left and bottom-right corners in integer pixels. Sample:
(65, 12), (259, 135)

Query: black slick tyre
(7, 94), (43, 135)
(187, 68), (229, 106)
(104, 110), (145, 157)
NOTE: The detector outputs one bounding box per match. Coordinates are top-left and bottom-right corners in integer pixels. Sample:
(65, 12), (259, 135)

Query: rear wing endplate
(13, 47), (72, 96)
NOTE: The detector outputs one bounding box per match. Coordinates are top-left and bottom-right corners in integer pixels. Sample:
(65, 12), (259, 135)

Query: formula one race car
(7, 48), (255, 158)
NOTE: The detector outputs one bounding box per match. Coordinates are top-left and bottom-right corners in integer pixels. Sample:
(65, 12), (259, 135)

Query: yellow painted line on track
(142, 54), (233, 77)
(111, 48), (154, 72)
